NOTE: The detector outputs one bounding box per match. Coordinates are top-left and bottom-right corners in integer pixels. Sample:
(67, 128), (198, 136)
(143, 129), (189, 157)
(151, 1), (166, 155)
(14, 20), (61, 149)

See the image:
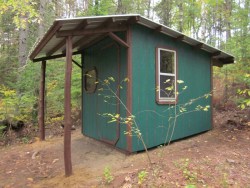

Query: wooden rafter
(175, 35), (185, 41)
(78, 34), (108, 51)
(128, 16), (140, 24)
(108, 32), (129, 48)
(195, 43), (204, 49)
(33, 51), (81, 62)
(30, 22), (62, 60)
(46, 39), (66, 56)
(72, 59), (82, 69)
(56, 25), (127, 37)
(155, 26), (164, 32)
(46, 20), (89, 56)
(212, 51), (221, 56)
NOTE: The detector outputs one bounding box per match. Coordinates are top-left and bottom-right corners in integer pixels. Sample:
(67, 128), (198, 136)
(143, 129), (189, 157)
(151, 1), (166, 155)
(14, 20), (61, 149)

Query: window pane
(160, 75), (175, 98)
(160, 50), (175, 74)
(85, 68), (97, 93)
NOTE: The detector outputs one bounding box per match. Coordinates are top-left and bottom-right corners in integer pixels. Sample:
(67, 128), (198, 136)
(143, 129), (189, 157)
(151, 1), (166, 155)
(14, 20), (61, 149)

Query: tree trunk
(178, 1), (183, 32)
(224, 0), (232, 40)
(39, 0), (46, 38)
(18, 18), (29, 67)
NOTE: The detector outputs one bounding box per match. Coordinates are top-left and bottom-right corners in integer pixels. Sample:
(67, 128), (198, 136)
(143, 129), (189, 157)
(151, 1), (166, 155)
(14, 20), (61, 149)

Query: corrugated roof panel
(29, 14), (234, 65)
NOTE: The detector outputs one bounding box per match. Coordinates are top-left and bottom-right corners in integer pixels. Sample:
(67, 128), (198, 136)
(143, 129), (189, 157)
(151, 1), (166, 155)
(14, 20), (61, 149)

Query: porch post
(38, 60), (46, 141)
(64, 35), (73, 176)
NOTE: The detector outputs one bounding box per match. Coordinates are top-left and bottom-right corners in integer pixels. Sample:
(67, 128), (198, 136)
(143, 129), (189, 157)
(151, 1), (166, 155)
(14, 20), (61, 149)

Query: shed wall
(82, 34), (128, 151)
(130, 25), (212, 151)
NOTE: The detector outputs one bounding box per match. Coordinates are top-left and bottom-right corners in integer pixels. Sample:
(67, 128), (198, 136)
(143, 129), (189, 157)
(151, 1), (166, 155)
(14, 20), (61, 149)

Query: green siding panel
(131, 25), (212, 152)
(82, 34), (128, 151)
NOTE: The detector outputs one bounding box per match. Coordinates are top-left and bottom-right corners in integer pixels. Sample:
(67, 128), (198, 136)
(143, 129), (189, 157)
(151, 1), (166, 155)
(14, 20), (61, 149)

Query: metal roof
(29, 14), (234, 65)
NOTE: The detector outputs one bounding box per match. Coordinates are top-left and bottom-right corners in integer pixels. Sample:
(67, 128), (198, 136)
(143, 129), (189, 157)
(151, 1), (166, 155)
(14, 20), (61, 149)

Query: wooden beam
(38, 61), (46, 141)
(155, 26), (164, 32)
(32, 51), (82, 62)
(72, 59), (82, 69)
(64, 36), (73, 177)
(56, 25), (127, 37)
(47, 20), (89, 56)
(128, 16), (140, 24)
(219, 57), (234, 64)
(108, 32), (129, 48)
(99, 17), (115, 28)
(75, 20), (89, 30)
(195, 43), (204, 49)
(212, 51), (221, 56)
(30, 22), (62, 60)
(78, 34), (108, 51)
(175, 35), (185, 41)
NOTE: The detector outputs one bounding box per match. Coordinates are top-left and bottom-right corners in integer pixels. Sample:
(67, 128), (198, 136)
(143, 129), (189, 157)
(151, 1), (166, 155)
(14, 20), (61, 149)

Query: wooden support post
(64, 36), (73, 177)
(39, 60), (46, 141)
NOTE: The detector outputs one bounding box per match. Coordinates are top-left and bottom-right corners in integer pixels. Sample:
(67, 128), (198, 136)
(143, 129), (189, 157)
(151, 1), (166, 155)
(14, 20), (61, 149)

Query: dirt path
(0, 110), (249, 187)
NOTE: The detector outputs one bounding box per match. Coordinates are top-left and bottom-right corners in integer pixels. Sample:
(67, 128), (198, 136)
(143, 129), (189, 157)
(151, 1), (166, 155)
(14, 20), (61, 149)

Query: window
(156, 48), (177, 104)
(85, 67), (97, 93)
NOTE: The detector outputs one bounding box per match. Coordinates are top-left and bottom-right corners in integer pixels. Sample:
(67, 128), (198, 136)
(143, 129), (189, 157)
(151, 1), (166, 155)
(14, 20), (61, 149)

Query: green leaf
(177, 80), (184, 84)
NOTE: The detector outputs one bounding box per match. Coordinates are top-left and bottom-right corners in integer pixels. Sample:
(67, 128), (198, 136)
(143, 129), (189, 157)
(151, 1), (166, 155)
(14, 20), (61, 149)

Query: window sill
(156, 99), (177, 105)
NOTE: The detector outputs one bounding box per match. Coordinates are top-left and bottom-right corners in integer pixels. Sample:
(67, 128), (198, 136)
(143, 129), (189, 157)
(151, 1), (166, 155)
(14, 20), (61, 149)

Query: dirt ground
(0, 109), (249, 188)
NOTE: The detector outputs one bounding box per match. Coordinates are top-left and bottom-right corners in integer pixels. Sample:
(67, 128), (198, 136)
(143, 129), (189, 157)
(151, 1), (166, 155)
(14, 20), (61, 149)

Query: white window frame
(157, 48), (177, 103)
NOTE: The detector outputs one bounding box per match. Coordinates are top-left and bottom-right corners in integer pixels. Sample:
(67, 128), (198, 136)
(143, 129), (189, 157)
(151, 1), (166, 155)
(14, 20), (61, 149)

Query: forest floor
(0, 109), (249, 188)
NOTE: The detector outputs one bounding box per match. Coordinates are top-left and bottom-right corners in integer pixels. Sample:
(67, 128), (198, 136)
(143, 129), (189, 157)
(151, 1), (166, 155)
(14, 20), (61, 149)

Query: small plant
(138, 170), (148, 185)
(103, 166), (114, 184)
(176, 158), (198, 186)
(237, 74), (250, 109)
(21, 136), (30, 144)
(220, 173), (229, 188)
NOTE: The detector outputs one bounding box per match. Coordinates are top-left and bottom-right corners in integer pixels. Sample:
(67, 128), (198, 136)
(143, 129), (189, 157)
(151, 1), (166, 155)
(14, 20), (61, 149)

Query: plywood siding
(82, 34), (128, 151)
(131, 25), (212, 151)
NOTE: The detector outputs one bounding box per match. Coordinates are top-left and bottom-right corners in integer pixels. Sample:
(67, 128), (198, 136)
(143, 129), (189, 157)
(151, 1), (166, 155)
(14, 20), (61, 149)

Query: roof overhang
(29, 14), (234, 65)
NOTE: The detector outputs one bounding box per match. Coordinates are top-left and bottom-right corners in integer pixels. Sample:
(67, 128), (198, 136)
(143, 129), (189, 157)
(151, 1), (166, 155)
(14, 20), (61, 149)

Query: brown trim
(84, 67), (98, 94)
(81, 52), (84, 135)
(155, 46), (178, 105)
(108, 32), (129, 48)
(64, 36), (73, 177)
(56, 25), (127, 37)
(126, 25), (133, 153)
(38, 60), (46, 141)
(210, 58), (214, 129)
(30, 22), (62, 60)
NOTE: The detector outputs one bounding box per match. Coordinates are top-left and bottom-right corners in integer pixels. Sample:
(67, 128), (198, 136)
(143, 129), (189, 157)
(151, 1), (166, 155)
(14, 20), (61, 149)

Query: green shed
(29, 15), (234, 153)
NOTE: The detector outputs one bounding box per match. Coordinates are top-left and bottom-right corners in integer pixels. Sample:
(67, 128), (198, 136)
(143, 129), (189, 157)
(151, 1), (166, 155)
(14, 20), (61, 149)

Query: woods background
(0, 0), (249, 128)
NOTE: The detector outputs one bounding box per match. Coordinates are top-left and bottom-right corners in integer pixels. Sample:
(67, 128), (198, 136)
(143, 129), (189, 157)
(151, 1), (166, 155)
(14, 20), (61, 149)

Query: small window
(156, 48), (177, 104)
(85, 67), (97, 93)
